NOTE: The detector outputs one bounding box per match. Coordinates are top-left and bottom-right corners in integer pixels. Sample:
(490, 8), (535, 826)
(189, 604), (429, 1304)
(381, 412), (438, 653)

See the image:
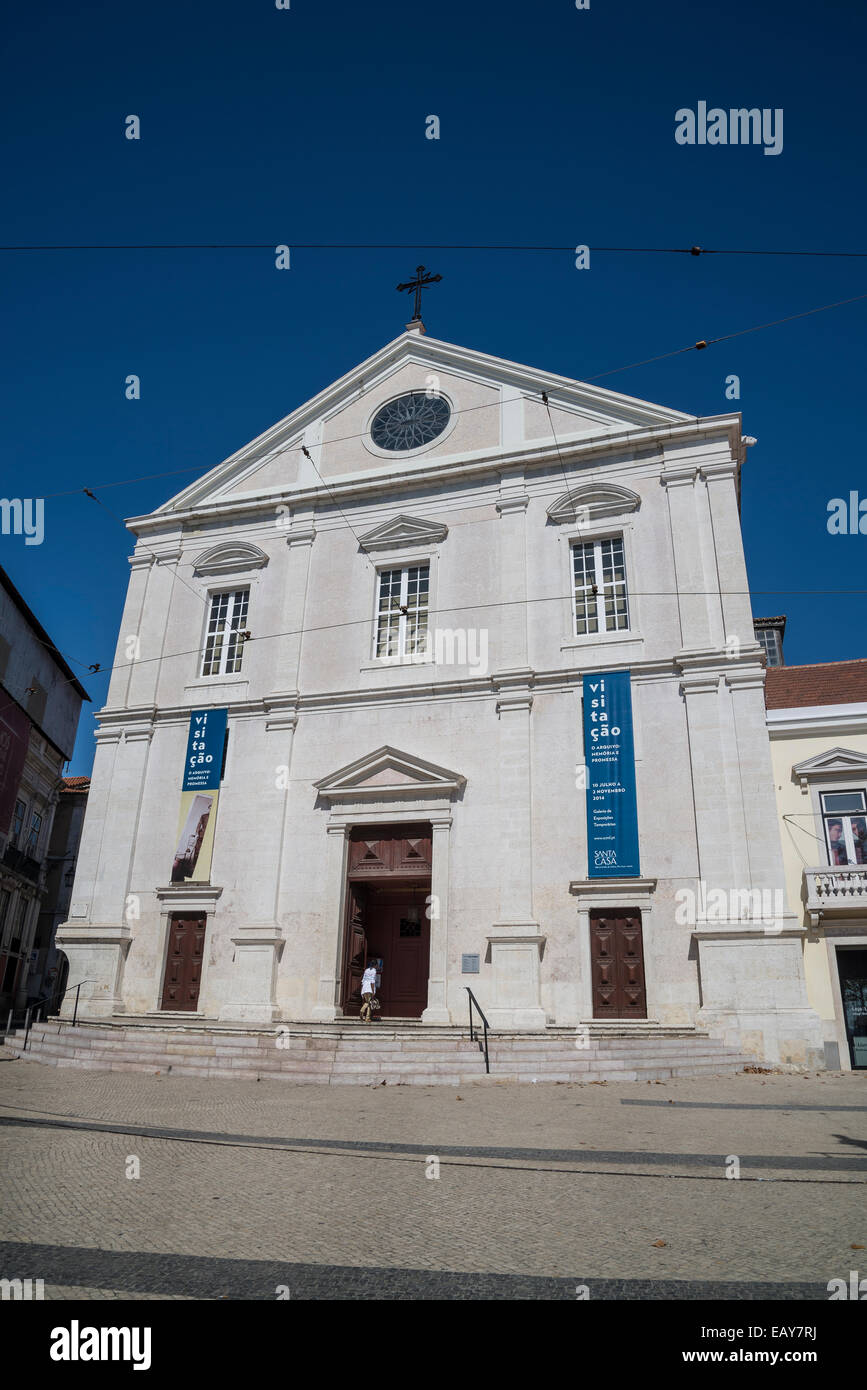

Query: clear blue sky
(2, 0), (865, 774)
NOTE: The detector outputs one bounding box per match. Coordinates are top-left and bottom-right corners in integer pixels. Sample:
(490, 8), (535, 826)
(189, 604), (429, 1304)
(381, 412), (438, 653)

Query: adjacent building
(0, 568), (89, 1014)
(766, 659), (867, 1069)
(31, 776), (90, 1009)
(57, 324), (824, 1066)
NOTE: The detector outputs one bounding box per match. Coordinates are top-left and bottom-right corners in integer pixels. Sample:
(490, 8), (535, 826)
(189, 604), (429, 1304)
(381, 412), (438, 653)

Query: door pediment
(314, 745), (466, 804)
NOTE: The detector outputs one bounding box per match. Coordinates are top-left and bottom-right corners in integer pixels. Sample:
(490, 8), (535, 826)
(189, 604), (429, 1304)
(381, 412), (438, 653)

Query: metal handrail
(12, 979), (97, 1051)
(22, 995), (53, 1051)
(465, 987), (491, 1074)
(59, 979), (97, 1028)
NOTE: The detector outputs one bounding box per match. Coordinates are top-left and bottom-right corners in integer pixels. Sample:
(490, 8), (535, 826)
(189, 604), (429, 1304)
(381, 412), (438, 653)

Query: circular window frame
(362, 388), (457, 460)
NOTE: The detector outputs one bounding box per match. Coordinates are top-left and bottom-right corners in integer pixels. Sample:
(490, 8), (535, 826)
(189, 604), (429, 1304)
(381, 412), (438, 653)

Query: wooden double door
(160, 914), (207, 1011)
(342, 825), (432, 1019)
(589, 909), (647, 1019)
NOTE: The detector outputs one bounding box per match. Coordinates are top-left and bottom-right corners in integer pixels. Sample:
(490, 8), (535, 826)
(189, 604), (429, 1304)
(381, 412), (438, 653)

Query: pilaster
(311, 824), (350, 1020)
(420, 814), (452, 1023)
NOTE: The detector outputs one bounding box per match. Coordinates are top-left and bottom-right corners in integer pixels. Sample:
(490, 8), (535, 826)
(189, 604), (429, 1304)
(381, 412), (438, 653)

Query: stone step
(35, 1032), (744, 1059)
(6, 1022), (752, 1084)
(8, 1048), (748, 1084)
(17, 1040), (744, 1071)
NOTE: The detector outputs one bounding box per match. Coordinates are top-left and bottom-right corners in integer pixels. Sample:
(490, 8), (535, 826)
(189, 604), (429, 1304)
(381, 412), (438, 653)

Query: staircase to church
(3, 1018), (755, 1084)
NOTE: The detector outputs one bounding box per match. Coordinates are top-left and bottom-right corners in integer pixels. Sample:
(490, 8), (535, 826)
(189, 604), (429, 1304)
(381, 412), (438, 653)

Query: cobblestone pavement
(1, 1058), (865, 1299)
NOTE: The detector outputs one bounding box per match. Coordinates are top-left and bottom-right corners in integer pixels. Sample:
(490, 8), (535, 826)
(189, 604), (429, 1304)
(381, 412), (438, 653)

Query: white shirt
(361, 966), (377, 994)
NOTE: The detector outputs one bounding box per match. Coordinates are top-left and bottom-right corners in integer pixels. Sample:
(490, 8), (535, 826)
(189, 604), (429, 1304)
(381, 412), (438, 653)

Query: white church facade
(57, 323), (824, 1067)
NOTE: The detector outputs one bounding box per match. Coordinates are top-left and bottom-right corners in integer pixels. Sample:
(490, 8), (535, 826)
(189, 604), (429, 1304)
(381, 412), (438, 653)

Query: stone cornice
(569, 878), (658, 896)
(93, 650), (772, 729)
(701, 461), (739, 482)
(127, 414), (743, 536)
(155, 884), (223, 907)
(495, 494), (530, 515)
(660, 466), (699, 488)
(767, 704), (867, 739)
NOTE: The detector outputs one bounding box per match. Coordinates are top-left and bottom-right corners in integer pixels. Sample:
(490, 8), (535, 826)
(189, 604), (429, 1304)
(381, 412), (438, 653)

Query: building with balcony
(56, 324), (824, 1066)
(0, 568), (89, 1014)
(30, 776), (90, 1009)
(766, 659), (867, 1069)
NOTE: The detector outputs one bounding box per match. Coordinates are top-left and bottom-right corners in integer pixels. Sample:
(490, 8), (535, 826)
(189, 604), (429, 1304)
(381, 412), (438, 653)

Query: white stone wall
(57, 332), (824, 1065)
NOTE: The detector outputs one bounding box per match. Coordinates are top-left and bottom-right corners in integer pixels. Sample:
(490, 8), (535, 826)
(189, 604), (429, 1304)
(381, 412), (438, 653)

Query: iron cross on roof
(396, 264), (442, 321)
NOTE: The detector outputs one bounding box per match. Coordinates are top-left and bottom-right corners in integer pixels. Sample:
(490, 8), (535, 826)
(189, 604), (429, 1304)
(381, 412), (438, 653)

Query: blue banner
(182, 708), (228, 791)
(583, 670), (640, 878)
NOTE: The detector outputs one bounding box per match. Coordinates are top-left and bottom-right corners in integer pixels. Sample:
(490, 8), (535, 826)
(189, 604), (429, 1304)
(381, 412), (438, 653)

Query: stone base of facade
(484, 1007), (547, 1030)
(484, 923), (546, 1031)
(420, 1006), (452, 1024)
(218, 1002), (282, 1024)
(53, 923), (131, 1019)
(693, 926), (825, 1068)
(310, 1004), (342, 1022)
(698, 1006), (826, 1070)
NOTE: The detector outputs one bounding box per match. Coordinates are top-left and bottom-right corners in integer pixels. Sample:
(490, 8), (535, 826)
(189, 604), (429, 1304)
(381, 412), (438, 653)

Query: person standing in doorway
(360, 960), (378, 1022)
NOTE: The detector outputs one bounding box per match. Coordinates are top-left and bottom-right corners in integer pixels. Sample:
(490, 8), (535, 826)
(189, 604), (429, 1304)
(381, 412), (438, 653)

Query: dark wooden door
(590, 910), (646, 1019)
(348, 826), (432, 877)
(366, 896), (430, 1019)
(160, 914), (206, 1011)
(341, 884), (368, 1015)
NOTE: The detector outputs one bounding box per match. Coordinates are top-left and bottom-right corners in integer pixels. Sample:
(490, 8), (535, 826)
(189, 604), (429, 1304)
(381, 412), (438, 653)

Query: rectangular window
(11, 800), (25, 846)
(201, 589), (250, 677)
(375, 565), (430, 659)
(822, 790), (867, 866)
(572, 537), (629, 636)
(25, 812), (42, 857)
(756, 627), (783, 666)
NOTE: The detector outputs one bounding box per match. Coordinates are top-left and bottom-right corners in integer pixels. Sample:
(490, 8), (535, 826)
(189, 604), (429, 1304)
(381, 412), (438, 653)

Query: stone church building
(57, 321), (824, 1067)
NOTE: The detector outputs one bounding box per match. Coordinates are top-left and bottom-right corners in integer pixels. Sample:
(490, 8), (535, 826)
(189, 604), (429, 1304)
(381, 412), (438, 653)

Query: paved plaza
(1, 1057), (865, 1299)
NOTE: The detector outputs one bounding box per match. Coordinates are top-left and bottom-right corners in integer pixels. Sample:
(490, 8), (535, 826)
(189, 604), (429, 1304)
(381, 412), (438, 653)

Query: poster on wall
(170, 708), (228, 883)
(582, 670), (640, 879)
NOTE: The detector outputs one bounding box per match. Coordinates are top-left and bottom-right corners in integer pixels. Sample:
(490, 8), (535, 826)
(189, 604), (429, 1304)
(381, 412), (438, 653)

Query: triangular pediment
(136, 329), (697, 525)
(793, 747), (867, 789)
(547, 482), (641, 525)
(314, 744), (466, 803)
(359, 514), (448, 552)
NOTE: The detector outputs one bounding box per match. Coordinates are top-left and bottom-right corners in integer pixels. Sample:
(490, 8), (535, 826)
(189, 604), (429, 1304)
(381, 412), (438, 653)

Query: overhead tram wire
(82, 490), (212, 613)
(9, 285), (864, 719)
(2, 241), (867, 257)
(585, 290), (867, 381)
(1, 582), (863, 727)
